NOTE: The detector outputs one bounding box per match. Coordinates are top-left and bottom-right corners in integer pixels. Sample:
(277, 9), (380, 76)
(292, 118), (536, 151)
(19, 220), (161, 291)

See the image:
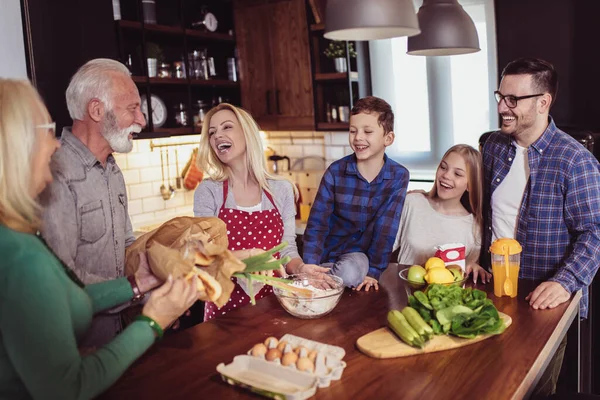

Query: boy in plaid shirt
(303, 96), (409, 291)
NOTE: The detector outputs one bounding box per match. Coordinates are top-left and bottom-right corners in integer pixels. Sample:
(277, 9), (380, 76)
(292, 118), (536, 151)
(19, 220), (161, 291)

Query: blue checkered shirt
(481, 117), (600, 318)
(303, 154), (409, 279)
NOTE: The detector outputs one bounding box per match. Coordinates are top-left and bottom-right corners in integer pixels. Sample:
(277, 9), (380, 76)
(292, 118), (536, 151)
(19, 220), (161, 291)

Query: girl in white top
(393, 144), (492, 283)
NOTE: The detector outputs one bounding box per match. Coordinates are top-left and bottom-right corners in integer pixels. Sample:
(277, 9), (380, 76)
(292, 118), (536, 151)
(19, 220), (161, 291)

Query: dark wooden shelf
(149, 77), (188, 85)
(317, 122), (349, 130)
(118, 20), (235, 42)
(132, 76), (148, 83)
(311, 23), (325, 32)
(185, 29), (235, 42)
(315, 72), (359, 82)
(189, 79), (240, 87)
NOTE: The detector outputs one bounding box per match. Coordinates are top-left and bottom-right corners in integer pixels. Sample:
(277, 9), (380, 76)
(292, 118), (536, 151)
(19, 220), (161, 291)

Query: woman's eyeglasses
(494, 91), (544, 108)
(36, 122), (56, 137)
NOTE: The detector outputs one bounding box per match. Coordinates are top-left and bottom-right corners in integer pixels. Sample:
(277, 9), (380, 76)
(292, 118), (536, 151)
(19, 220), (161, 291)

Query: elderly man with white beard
(40, 59), (148, 348)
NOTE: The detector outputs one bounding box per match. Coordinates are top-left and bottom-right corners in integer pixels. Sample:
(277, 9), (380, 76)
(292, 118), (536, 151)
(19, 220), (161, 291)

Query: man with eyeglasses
(39, 59), (152, 348)
(481, 57), (600, 397)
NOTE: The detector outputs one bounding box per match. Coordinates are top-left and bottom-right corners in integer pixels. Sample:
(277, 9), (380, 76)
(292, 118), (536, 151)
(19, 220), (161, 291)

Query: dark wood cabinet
(116, 0), (241, 138)
(233, 0), (314, 130)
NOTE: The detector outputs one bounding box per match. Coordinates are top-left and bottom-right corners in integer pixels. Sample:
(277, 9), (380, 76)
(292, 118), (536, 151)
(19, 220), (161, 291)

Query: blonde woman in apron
(193, 104), (336, 321)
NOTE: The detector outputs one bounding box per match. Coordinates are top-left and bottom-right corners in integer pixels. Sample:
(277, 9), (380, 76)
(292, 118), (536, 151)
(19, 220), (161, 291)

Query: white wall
(0, 0), (28, 79)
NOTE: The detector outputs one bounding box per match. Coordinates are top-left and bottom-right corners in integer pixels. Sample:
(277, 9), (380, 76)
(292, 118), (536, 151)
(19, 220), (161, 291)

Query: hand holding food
(142, 275), (201, 330)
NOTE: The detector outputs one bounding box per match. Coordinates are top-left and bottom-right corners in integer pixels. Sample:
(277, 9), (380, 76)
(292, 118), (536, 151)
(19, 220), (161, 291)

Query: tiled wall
(120, 131), (352, 230)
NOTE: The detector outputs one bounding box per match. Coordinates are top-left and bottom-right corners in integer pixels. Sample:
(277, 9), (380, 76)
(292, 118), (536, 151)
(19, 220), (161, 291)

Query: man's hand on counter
(525, 281), (570, 310)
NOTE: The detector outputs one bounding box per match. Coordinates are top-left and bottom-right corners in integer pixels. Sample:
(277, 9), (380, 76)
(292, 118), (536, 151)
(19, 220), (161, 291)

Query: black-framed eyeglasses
(494, 91), (544, 108)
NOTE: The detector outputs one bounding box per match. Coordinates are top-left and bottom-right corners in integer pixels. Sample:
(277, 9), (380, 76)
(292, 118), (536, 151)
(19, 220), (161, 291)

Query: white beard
(101, 110), (141, 153)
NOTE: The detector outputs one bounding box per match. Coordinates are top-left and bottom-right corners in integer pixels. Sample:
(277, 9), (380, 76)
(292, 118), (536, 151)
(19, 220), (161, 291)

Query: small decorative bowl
(273, 274), (344, 319)
(398, 267), (468, 298)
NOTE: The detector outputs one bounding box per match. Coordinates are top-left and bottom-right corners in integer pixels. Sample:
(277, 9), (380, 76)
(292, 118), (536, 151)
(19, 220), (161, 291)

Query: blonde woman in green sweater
(0, 79), (201, 399)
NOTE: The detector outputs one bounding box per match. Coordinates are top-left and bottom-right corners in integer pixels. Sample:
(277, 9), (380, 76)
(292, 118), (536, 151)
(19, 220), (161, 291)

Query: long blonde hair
(429, 144), (483, 241)
(0, 79), (50, 232)
(197, 103), (297, 197)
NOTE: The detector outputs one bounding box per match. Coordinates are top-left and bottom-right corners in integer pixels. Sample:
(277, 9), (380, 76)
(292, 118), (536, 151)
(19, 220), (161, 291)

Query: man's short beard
(101, 110), (140, 153)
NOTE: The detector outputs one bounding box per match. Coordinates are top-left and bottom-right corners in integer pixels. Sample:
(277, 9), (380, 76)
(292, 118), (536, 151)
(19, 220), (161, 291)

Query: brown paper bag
(125, 216), (245, 307)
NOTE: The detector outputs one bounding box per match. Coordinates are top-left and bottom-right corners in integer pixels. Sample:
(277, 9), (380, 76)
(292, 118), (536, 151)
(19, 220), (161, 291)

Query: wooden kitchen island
(101, 264), (581, 400)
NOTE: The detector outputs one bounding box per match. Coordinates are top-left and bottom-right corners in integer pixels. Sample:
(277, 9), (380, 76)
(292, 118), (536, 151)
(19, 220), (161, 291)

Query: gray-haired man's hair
(66, 58), (130, 121)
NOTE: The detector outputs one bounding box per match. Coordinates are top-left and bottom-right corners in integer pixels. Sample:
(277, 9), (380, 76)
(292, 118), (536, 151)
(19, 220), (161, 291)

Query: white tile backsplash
(139, 166), (163, 183)
(128, 199), (143, 216)
(142, 196), (166, 213)
(121, 132), (340, 231)
(129, 182), (154, 200)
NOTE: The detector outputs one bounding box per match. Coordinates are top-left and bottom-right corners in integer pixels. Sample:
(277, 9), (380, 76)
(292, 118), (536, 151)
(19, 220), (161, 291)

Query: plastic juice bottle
(490, 238), (522, 298)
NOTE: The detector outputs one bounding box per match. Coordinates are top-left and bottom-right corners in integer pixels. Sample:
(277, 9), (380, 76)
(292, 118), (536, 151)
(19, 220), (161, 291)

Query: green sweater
(0, 225), (155, 399)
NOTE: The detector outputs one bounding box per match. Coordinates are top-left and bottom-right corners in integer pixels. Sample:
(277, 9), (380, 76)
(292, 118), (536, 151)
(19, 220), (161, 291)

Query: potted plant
(142, 42), (164, 77)
(323, 41), (357, 73)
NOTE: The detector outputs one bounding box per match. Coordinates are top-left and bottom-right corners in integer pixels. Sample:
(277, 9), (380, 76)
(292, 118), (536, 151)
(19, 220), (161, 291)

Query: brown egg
(251, 343), (267, 357)
(293, 346), (307, 355)
(296, 357), (315, 373)
(281, 351), (298, 366)
(307, 350), (318, 362)
(265, 348), (282, 362)
(277, 340), (288, 352)
(264, 337), (279, 348)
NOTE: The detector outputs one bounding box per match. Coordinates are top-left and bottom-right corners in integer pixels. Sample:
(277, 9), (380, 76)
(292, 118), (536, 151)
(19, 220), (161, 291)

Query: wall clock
(141, 94), (167, 128)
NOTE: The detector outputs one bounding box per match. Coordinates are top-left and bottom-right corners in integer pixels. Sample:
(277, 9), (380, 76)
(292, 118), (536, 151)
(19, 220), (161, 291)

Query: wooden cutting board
(356, 312), (512, 359)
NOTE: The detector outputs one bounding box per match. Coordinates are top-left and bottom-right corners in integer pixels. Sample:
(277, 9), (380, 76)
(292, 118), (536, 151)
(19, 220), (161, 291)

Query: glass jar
(158, 63), (171, 78)
(174, 103), (188, 126)
(173, 61), (186, 79)
(194, 100), (210, 127)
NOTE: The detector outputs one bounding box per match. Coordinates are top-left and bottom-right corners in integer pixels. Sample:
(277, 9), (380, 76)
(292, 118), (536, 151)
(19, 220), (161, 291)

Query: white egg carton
(217, 334), (346, 399)
(217, 355), (318, 400)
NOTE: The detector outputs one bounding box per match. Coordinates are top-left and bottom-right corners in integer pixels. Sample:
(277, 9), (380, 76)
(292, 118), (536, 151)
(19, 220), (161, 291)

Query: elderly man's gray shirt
(40, 127), (135, 346)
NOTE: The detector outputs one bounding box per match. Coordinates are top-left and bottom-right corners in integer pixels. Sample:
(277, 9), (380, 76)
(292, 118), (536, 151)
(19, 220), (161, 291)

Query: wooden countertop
(100, 264), (581, 399)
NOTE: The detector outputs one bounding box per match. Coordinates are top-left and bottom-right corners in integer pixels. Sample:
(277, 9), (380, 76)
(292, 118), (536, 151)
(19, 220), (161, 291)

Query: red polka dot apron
(204, 180), (284, 321)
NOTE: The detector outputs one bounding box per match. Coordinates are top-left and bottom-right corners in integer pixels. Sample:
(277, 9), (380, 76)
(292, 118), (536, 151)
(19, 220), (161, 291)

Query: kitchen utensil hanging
(175, 148), (182, 189)
(166, 149), (176, 199)
(159, 149), (171, 200)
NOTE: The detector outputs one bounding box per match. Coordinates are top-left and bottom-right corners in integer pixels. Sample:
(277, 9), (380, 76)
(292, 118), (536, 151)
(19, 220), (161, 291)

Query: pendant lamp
(407, 0), (480, 56)
(324, 0), (420, 41)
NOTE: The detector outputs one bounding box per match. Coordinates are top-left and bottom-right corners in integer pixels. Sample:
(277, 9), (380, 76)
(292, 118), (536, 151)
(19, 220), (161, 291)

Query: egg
(281, 351), (298, 366)
(251, 343), (267, 357)
(296, 357), (315, 373)
(308, 350), (318, 362)
(294, 346), (307, 355)
(265, 348), (282, 362)
(264, 337), (279, 348)
(277, 340), (288, 352)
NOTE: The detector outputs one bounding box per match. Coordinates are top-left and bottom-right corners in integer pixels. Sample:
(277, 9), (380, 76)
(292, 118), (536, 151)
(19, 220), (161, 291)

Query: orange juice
(491, 262), (519, 298)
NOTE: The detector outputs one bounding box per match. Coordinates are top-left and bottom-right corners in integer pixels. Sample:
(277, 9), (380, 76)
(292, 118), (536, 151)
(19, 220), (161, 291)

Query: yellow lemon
(424, 257), (446, 271)
(424, 267), (455, 284)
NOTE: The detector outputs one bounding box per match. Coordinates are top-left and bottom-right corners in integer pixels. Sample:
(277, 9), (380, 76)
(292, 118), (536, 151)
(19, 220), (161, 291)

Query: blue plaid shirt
(481, 117), (600, 318)
(303, 154), (409, 279)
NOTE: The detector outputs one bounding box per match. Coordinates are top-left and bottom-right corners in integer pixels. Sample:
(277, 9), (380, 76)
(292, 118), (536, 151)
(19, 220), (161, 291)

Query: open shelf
(149, 77), (188, 85)
(311, 23), (325, 32)
(315, 72), (359, 82)
(185, 29), (235, 42)
(317, 122), (349, 131)
(189, 79), (239, 87)
(119, 20), (235, 42)
(132, 75), (148, 83)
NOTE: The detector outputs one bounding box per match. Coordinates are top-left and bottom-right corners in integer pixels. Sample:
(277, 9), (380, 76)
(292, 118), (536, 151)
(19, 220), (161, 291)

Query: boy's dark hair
(501, 58), (558, 106)
(350, 96), (394, 134)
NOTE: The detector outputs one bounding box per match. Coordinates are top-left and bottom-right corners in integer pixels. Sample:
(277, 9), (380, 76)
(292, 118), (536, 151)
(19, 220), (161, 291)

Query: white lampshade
(324, 0), (421, 41)
(407, 0), (480, 56)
